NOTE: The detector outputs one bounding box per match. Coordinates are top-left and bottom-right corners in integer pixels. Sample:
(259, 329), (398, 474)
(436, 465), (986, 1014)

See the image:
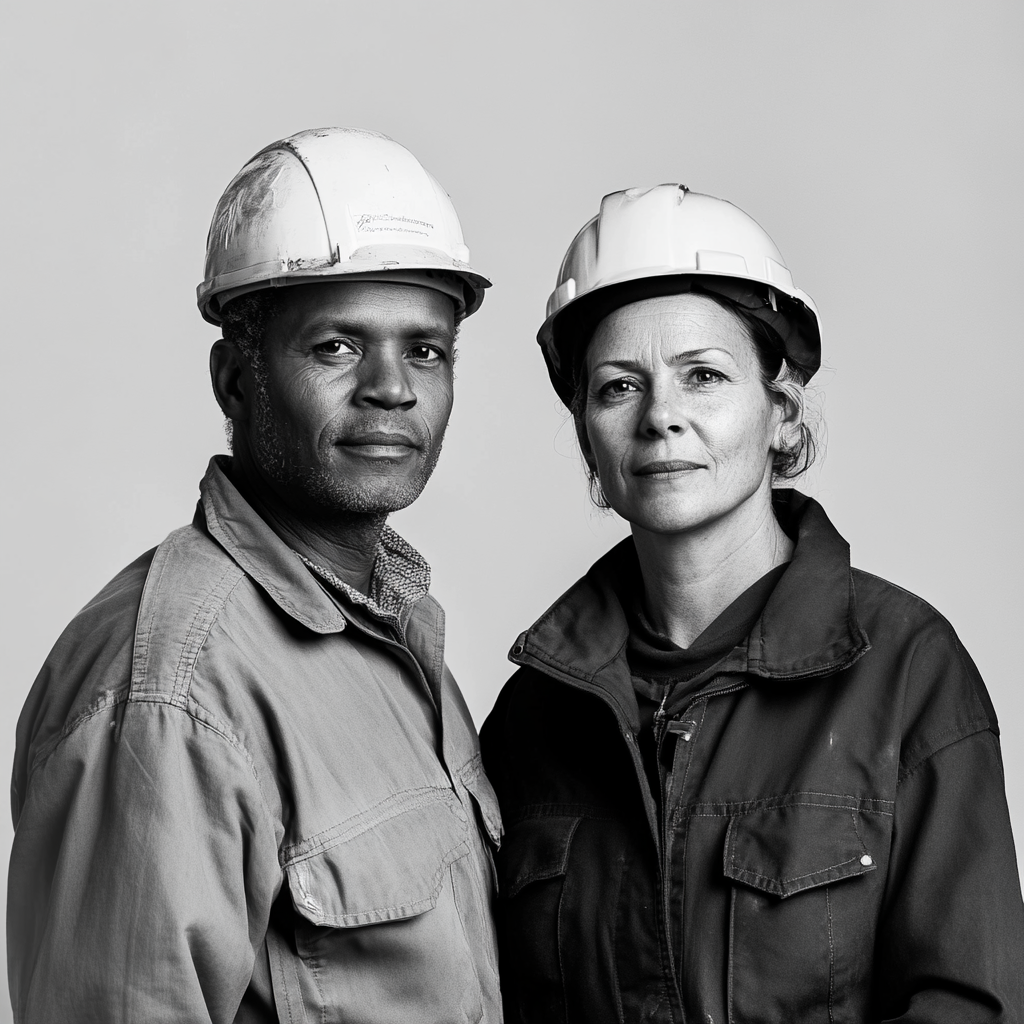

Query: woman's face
(582, 293), (785, 537)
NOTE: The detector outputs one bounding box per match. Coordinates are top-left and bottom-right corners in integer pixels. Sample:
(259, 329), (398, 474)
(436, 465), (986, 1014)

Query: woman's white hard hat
(197, 127), (490, 324)
(539, 185), (821, 405)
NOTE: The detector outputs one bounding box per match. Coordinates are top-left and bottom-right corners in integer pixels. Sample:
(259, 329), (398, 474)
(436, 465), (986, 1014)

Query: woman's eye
(690, 368), (724, 385)
(597, 377), (641, 398)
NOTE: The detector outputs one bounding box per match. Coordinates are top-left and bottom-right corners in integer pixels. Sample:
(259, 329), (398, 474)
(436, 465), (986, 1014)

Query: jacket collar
(198, 455), (349, 634)
(512, 490), (870, 724)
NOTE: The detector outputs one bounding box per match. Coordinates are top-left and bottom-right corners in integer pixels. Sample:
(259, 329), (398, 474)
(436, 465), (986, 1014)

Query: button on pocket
(723, 802), (882, 1024)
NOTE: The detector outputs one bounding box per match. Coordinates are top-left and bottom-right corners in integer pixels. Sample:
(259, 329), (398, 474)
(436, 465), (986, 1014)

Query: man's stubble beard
(248, 370), (446, 519)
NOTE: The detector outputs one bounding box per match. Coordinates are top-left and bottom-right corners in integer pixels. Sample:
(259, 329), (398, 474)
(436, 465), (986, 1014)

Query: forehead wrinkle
(589, 298), (757, 379)
(296, 308), (454, 340)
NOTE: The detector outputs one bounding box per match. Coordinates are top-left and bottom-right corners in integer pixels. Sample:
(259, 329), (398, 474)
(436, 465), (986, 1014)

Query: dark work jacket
(481, 491), (1024, 1024)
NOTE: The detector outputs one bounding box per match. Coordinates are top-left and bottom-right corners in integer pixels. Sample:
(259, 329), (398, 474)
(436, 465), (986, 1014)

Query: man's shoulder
(15, 522), (249, 772)
(55, 521), (242, 680)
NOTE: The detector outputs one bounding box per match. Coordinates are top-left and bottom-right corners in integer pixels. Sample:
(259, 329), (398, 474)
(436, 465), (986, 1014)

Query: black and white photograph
(3, 2), (1022, 1021)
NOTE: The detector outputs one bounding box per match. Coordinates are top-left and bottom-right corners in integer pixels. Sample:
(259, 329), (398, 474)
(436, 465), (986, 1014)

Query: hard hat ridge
(198, 127), (490, 324)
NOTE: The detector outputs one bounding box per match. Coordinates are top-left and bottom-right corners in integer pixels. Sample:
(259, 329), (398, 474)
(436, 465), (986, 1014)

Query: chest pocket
(277, 787), (486, 1024)
(723, 802), (882, 1024)
(494, 815), (582, 1024)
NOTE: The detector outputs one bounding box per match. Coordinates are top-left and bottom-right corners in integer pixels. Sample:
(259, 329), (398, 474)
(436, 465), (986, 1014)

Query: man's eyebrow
(591, 347), (735, 372)
(299, 316), (456, 339)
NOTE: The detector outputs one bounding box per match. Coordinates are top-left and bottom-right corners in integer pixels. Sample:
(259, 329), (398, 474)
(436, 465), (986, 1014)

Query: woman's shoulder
(849, 566), (998, 773)
(849, 567), (980, 667)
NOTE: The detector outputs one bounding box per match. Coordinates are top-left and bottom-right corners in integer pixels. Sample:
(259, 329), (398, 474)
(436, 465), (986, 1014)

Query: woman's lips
(633, 459), (705, 477)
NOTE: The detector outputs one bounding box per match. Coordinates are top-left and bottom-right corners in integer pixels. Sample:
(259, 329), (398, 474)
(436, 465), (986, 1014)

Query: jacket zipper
(510, 650), (756, 1024)
(652, 678), (748, 1023)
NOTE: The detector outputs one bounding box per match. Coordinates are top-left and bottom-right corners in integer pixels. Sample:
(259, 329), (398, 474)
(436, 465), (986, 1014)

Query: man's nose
(355, 348), (417, 410)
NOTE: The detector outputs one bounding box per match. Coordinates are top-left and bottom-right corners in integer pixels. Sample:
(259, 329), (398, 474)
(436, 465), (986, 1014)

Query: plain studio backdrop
(3, 0), (1021, 1015)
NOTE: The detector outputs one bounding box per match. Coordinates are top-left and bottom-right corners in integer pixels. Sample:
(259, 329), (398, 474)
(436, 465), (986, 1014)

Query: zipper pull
(653, 689), (670, 731)
(666, 719), (698, 743)
(653, 690), (673, 746)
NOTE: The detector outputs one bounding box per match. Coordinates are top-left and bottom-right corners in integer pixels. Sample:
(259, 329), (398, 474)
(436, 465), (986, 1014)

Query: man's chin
(311, 476), (430, 518)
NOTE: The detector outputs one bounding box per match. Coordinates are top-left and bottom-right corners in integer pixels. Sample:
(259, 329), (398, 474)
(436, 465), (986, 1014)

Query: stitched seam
(727, 886), (737, 1024)
(826, 887), (835, 1024)
(556, 847), (570, 1024)
(293, 839), (470, 926)
(520, 637), (627, 684)
(281, 786), (462, 863)
(850, 810), (868, 858)
(26, 688), (130, 777)
(508, 817), (581, 897)
(681, 792), (894, 817)
(730, 855), (863, 889)
(130, 535), (175, 692)
(170, 569), (246, 705)
(610, 851), (627, 1024)
(509, 804), (613, 823)
(898, 717), (991, 784)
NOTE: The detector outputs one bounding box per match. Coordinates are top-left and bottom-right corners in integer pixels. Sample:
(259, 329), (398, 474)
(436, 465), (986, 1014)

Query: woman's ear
(770, 373), (806, 454)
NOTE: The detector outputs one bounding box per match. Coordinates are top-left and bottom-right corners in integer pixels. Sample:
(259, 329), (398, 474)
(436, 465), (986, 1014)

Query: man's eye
(313, 339), (354, 356)
(408, 345), (442, 362)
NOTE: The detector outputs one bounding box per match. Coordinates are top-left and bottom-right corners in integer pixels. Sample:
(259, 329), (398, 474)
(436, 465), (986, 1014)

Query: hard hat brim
(199, 245), (490, 325)
(538, 273), (821, 406)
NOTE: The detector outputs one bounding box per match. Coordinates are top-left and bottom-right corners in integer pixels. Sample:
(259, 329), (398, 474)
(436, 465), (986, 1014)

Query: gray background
(3, 1), (1021, 1016)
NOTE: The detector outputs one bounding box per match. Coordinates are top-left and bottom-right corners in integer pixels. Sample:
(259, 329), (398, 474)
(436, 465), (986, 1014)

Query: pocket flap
(499, 815), (580, 898)
(459, 756), (504, 848)
(284, 788), (470, 927)
(723, 803), (876, 898)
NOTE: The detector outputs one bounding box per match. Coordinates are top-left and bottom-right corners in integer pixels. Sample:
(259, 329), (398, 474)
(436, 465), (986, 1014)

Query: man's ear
(210, 340), (253, 423)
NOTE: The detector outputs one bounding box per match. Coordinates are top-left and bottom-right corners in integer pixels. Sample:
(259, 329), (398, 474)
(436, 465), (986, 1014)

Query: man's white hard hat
(538, 184), (821, 405)
(198, 127), (490, 324)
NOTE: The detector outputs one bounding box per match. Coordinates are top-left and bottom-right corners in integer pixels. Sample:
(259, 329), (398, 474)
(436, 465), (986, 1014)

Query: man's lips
(633, 459), (705, 477)
(336, 431), (422, 456)
(339, 431), (419, 447)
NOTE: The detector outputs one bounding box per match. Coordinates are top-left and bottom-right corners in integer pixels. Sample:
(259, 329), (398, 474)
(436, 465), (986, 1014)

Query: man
(8, 128), (503, 1024)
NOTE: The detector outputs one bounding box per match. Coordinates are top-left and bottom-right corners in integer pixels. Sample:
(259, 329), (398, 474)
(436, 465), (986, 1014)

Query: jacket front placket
(512, 637), (689, 1022)
(654, 668), (750, 1001)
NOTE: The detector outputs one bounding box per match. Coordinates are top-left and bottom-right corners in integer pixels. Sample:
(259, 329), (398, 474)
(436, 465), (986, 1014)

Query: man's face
(240, 280), (457, 518)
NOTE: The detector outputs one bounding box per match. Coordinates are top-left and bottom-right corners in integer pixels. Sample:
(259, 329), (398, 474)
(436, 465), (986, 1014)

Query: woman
(481, 185), (1024, 1023)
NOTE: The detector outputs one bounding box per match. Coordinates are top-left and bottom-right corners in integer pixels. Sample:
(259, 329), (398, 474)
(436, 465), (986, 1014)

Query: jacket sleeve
(873, 727), (1024, 1021)
(8, 698), (282, 1024)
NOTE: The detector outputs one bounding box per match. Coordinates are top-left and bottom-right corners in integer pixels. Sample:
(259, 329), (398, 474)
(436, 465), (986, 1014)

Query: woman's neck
(631, 493), (793, 649)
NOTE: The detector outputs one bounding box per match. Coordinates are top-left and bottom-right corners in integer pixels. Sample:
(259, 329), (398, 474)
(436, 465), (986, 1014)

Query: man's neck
(228, 461), (385, 596)
(631, 489), (792, 649)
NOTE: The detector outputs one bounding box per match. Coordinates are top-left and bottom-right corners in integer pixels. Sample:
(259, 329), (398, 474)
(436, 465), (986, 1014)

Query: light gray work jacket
(9, 456), (503, 1024)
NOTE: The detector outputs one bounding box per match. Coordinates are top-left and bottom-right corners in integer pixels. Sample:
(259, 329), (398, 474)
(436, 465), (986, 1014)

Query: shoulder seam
(898, 715), (994, 785)
(850, 568), (951, 624)
(24, 692), (266, 800)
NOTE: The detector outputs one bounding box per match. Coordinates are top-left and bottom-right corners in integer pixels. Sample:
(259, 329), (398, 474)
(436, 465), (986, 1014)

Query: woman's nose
(639, 391), (686, 437)
(355, 348), (417, 410)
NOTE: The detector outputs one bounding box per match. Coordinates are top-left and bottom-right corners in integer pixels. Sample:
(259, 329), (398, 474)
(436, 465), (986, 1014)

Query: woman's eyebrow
(592, 347), (734, 373)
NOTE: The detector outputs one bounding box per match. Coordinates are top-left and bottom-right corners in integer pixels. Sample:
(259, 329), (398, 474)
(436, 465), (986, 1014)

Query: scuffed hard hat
(538, 185), (821, 405)
(198, 128), (490, 324)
